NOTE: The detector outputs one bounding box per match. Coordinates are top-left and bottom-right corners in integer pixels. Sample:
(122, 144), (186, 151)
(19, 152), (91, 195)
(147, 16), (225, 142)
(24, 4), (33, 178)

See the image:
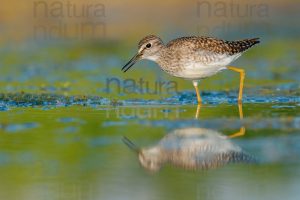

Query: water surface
(0, 102), (299, 200)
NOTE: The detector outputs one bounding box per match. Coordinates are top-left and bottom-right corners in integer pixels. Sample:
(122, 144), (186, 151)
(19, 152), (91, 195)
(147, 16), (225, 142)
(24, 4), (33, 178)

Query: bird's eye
(146, 43), (151, 48)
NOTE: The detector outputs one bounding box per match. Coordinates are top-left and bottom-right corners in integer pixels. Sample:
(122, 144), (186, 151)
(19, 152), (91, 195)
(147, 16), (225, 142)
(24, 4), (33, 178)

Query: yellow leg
(193, 81), (202, 104)
(228, 126), (246, 139)
(238, 102), (243, 119)
(227, 66), (245, 103)
(195, 104), (201, 119)
(228, 103), (245, 138)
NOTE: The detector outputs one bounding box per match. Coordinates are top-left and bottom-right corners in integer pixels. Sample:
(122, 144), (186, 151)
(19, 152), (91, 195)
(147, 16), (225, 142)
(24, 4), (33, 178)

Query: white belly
(175, 64), (226, 79)
(172, 53), (241, 80)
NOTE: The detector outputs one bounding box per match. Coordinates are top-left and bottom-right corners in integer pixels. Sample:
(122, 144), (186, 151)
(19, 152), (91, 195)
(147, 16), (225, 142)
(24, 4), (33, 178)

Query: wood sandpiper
(122, 126), (252, 172)
(122, 35), (260, 104)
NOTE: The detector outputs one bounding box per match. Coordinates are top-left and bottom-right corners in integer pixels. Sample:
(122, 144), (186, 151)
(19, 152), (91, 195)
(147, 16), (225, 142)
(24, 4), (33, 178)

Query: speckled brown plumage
(166, 36), (260, 55)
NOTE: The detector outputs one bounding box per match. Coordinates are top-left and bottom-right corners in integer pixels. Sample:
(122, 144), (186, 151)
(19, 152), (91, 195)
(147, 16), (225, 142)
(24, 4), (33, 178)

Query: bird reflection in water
(123, 104), (255, 172)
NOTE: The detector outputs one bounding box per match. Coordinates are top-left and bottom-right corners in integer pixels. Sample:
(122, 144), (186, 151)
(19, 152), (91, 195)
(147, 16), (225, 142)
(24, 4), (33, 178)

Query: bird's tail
(226, 38), (260, 54)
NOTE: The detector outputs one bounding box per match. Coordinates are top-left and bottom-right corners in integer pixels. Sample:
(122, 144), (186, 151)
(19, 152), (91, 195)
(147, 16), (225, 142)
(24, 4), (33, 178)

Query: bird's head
(138, 148), (162, 172)
(122, 35), (164, 72)
(122, 136), (163, 172)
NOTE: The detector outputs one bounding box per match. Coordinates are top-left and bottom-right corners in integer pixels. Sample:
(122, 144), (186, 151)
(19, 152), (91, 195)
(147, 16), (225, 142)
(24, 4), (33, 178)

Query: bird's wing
(167, 36), (260, 55)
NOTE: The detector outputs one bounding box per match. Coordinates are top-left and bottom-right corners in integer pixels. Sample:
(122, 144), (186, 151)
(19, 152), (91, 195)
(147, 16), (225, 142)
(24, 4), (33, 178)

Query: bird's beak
(122, 53), (140, 73)
(122, 136), (139, 153)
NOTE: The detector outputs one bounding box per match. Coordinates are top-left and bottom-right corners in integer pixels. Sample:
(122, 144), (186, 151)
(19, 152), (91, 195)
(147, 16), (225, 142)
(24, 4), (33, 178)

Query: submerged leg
(227, 66), (245, 103)
(193, 81), (202, 104)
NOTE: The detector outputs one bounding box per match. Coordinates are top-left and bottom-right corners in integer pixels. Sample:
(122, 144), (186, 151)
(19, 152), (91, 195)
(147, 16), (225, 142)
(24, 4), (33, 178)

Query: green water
(0, 103), (299, 200)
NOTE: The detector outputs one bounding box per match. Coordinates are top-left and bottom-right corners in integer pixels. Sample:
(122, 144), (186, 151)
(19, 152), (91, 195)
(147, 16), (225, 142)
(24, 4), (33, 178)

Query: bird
(122, 126), (254, 172)
(122, 35), (260, 104)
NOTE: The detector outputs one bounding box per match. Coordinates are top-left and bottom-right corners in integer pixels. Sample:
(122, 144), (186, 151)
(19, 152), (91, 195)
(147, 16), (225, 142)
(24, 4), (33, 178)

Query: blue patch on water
(58, 117), (85, 124)
(62, 126), (79, 133)
(88, 136), (117, 147)
(4, 122), (39, 133)
(120, 115), (137, 120)
(161, 109), (172, 113)
(272, 105), (296, 108)
(102, 121), (128, 127)
(0, 104), (9, 111)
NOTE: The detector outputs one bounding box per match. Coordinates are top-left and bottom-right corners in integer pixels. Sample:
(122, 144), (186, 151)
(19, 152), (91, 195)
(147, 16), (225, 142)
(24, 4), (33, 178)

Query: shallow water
(0, 102), (299, 200)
